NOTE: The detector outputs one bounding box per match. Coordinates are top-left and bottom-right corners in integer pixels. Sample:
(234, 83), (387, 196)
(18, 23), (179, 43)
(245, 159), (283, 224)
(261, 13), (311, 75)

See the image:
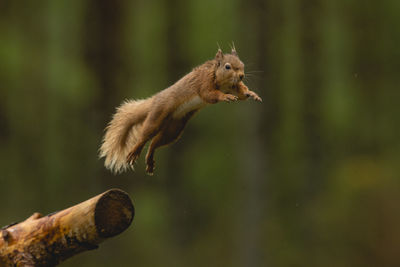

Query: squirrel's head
(214, 48), (245, 91)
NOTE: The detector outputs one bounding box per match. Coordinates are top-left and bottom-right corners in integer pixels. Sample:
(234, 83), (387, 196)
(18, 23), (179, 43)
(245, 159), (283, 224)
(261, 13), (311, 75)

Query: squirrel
(99, 48), (262, 175)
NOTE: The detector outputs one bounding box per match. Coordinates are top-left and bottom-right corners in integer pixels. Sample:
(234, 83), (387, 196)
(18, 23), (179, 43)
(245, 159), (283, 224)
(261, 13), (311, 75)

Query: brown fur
(99, 49), (262, 174)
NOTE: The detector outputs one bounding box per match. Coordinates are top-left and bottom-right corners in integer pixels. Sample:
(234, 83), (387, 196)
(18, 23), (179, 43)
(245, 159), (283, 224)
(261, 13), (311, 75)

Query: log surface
(0, 188), (134, 267)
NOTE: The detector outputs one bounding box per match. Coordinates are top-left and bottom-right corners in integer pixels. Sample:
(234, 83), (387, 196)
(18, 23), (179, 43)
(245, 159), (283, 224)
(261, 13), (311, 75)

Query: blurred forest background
(1, 0), (399, 266)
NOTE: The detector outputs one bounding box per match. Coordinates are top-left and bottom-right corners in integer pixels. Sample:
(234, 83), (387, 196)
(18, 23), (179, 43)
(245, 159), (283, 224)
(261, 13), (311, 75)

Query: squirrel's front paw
(246, 91), (262, 102)
(221, 94), (238, 103)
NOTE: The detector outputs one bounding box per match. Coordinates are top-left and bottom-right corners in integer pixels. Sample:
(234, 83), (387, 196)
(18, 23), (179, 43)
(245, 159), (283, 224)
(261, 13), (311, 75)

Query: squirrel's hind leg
(145, 133), (163, 175)
(126, 108), (170, 166)
(145, 114), (194, 175)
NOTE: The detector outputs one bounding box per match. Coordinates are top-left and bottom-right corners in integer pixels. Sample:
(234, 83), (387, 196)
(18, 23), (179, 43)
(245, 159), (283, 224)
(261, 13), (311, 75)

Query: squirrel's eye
(225, 64), (231, 70)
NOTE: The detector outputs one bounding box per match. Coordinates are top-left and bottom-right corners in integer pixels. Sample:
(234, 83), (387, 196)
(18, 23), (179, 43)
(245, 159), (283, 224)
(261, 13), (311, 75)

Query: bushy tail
(99, 98), (152, 173)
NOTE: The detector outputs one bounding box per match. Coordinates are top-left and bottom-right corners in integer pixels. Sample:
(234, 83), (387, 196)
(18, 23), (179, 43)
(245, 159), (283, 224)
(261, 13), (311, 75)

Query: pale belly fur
(172, 95), (206, 118)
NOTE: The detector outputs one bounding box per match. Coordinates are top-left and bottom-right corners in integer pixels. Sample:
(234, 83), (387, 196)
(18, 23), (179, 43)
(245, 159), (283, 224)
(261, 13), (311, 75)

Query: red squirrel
(99, 48), (262, 175)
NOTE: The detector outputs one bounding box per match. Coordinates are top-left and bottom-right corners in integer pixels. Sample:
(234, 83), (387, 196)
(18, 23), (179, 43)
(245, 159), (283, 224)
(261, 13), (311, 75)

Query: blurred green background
(1, 0), (399, 266)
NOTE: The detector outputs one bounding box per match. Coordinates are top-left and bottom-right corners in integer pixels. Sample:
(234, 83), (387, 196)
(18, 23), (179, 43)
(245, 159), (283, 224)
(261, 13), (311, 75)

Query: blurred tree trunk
(236, 0), (272, 266)
(299, 0), (324, 197)
(83, 0), (129, 185)
(83, 0), (127, 127)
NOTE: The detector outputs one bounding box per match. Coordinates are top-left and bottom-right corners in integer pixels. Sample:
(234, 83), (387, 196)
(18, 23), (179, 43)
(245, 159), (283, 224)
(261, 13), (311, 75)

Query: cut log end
(95, 189), (135, 238)
(0, 188), (135, 266)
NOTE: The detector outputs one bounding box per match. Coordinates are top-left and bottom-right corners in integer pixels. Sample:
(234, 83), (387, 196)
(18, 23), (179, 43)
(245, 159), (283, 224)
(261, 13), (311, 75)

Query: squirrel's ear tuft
(231, 42), (238, 57)
(215, 49), (224, 61)
(231, 48), (238, 57)
(231, 47), (238, 57)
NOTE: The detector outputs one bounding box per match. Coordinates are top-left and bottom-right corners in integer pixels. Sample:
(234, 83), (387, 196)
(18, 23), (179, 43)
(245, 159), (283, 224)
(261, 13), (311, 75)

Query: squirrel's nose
(239, 74), (244, 81)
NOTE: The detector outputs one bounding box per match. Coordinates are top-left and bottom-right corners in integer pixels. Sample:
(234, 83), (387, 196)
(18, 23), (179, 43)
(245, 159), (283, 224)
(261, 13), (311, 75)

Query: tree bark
(0, 188), (134, 267)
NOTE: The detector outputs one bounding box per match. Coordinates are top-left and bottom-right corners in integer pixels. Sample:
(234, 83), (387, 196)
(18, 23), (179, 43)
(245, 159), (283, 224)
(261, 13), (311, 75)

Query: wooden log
(0, 188), (134, 267)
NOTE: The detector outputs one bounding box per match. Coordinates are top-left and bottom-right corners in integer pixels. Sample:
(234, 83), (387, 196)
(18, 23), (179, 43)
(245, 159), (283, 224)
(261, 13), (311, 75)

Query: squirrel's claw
(127, 150), (140, 166)
(246, 91), (262, 102)
(222, 94), (238, 103)
(253, 95), (262, 102)
(146, 160), (155, 175)
(146, 167), (154, 176)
